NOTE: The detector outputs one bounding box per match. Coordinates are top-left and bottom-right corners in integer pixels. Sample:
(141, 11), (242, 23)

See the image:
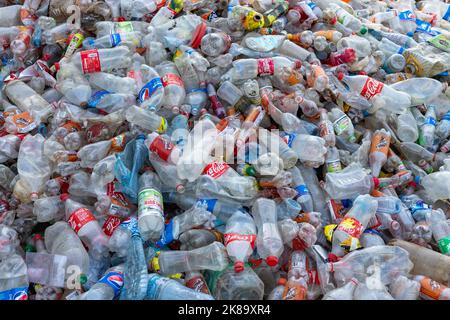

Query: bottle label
(282, 284), (306, 300)
(105, 180), (132, 217)
(202, 161), (230, 179)
(102, 215), (122, 237)
(149, 136), (175, 162)
(196, 199), (217, 212)
(438, 236), (450, 255)
(224, 233), (256, 249)
(326, 159), (342, 173)
(398, 10), (415, 21)
(427, 34), (450, 53)
(419, 277), (447, 300)
(185, 275), (210, 294)
(370, 132), (390, 155)
(147, 274), (167, 299)
(319, 121), (334, 138)
(161, 73), (183, 87)
(156, 220), (174, 247)
(80, 49), (101, 74)
(88, 90), (110, 108)
(65, 32), (84, 58)
(138, 188), (164, 219)
(98, 271), (124, 298)
(333, 114), (351, 135)
(360, 77), (384, 100)
(281, 132), (296, 147)
(416, 19), (432, 33)
(294, 185), (309, 196)
(110, 33), (122, 46)
(257, 58), (274, 76)
(0, 286), (28, 300)
(336, 217), (364, 238)
(444, 6), (450, 21)
(9, 111), (36, 133)
(116, 21), (134, 33)
(68, 208), (96, 234)
(138, 77), (163, 103)
(61, 121), (82, 133)
(424, 116), (436, 126)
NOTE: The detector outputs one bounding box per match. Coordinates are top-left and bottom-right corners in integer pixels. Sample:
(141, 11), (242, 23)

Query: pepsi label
(98, 271), (124, 298)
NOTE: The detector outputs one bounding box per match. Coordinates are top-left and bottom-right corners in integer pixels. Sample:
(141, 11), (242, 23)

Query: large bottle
(252, 198), (283, 267)
(71, 46), (132, 74)
(331, 194), (378, 258)
(137, 171), (164, 242)
(146, 274), (213, 300)
(77, 264), (125, 300)
(61, 194), (109, 259)
(157, 242), (229, 275)
(224, 211), (257, 273)
(426, 209), (450, 256)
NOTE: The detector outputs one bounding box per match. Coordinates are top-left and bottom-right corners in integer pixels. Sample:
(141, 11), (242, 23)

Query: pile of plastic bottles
(0, 0), (449, 301)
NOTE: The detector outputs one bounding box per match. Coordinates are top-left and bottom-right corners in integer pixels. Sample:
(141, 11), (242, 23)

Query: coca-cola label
(68, 207), (96, 234)
(149, 136), (174, 162)
(224, 233), (256, 249)
(79, 49), (101, 74)
(161, 73), (183, 87)
(185, 276), (210, 294)
(202, 161), (230, 179)
(360, 77), (384, 100)
(257, 58), (275, 76)
(102, 215), (122, 237)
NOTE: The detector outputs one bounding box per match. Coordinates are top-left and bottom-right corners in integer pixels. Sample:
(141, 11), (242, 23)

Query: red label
(360, 77), (384, 100)
(202, 161), (230, 179)
(224, 233), (257, 249)
(149, 136), (174, 162)
(336, 217), (364, 238)
(185, 276), (210, 294)
(162, 73), (183, 87)
(102, 215), (123, 237)
(257, 58), (274, 76)
(80, 49), (101, 74)
(68, 208), (96, 234)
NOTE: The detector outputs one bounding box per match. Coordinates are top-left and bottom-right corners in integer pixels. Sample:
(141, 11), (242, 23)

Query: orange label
(314, 30), (337, 41)
(10, 112), (36, 133)
(282, 283), (306, 300)
(110, 133), (127, 153)
(370, 131), (390, 155)
(61, 121), (82, 133)
(420, 277), (447, 300)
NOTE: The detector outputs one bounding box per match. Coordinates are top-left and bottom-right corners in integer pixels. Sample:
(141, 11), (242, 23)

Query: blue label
(0, 287), (28, 300)
(88, 90), (110, 108)
(196, 199), (217, 212)
(294, 185), (309, 196)
(341, 199), (353, 208)
(307, 2), (317, 10)
(443, 111), (450, 121)
(110, 33), (122, 46)
(398, 10), (415, 21)
(363, 228), (382, 236)
(280, 132), (296, 147)
(127, 217), (140, 237)
(416, 19), (432, 33)
(156, 220), (174, 247)
(98, 271), (124, 298)
(443, 6), (450, 21)
(138, 78), (163, 103)
(425, 116), (436, 126)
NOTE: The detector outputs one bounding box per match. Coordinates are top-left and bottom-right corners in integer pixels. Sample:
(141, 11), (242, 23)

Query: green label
(138, 188), (163, 219)
(116, 21), (134, 33)
(427, 34), (450, 53)
(333, 115), (351, 135)
(438, 236), (450, 254)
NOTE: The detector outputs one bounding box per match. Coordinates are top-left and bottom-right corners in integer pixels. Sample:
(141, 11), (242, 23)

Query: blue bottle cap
(406, 32), (414, 37)
(414, 175), (422, 185)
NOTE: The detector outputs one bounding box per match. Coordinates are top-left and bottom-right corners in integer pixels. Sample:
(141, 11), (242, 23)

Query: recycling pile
(0, 0), (450, 300)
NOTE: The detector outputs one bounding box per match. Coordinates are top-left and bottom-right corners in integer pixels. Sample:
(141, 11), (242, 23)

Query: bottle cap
(190, 22), (207, 49)
(266, 256), (278, 267)
(60, 193), (69, 202)
(136, 134), (145, 140)
(328, 253), (339, 263)
(234, 261), (245, 273)
(277, 278), (287, 285)
(337, 72), (344, 81)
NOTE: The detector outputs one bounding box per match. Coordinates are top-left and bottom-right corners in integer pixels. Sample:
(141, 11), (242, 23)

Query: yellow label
(324, 224), (337, 242)
(151, 251), (160, 272)
(157, 117), (167, 134)
(243, 11), (265, 31)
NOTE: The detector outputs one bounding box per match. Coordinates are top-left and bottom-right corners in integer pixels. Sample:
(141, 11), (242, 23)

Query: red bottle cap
(234, 261), (244, 273)
(266, 256), (278, 267)
(337, 72), (344, 81)
(328, 253), (339, 263)
(60, 193), (69, 202)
